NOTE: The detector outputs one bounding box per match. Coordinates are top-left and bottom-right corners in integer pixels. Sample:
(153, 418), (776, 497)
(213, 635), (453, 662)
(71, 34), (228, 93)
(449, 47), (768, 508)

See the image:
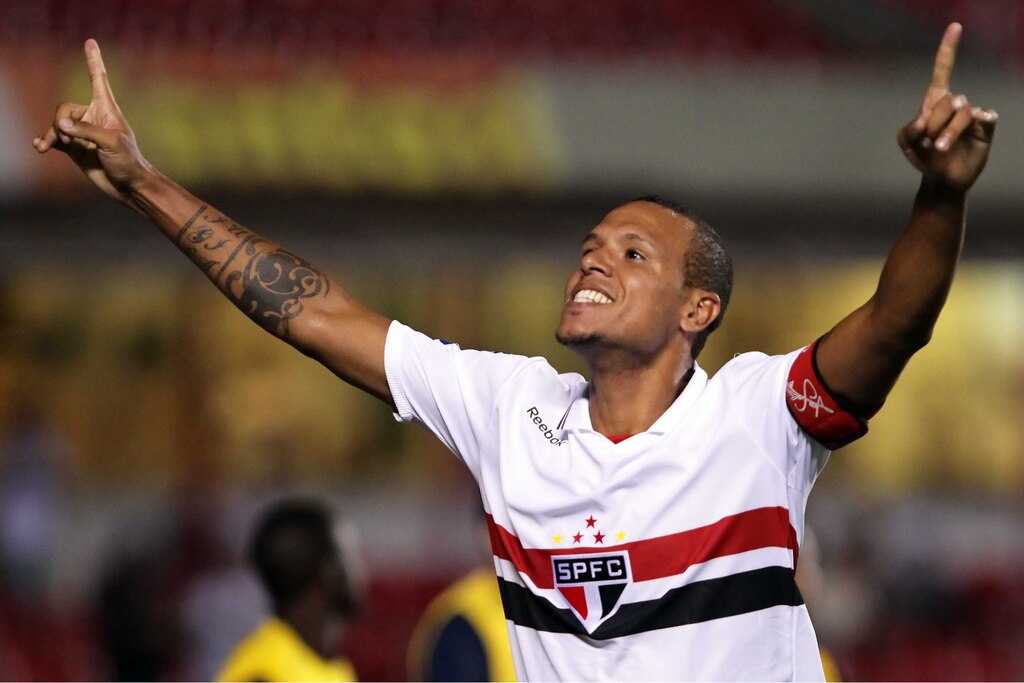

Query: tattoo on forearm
(187, 228), (213, 244)
(181, 246), (220, 274)
(176, 206), (224, 274)
(175, 204), (208, 244)
(218, 235), (260, 280)
(173, 206), (329, 338)
(226, 248), (330, 336)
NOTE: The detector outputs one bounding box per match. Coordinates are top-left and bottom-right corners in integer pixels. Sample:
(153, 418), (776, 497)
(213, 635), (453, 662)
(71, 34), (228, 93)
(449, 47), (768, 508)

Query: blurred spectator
(407, 509), (514, 681)
(0, 376), (98, 680)
(93, 485), (233, 681)
(0, 387), (68, 601)
(216, 497), (365, 682)
(179, 529), (266, 681)
(95, 550), (188, 681)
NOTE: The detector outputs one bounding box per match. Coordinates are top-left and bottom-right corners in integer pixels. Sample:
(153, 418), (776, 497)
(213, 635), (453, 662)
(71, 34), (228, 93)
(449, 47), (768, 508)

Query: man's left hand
(897, 22), (997, 191)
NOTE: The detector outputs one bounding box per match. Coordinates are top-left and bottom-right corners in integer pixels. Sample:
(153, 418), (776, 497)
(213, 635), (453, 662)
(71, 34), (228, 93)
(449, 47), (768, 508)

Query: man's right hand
(31, 38), (396, 409)
(32, 39), (152, 205)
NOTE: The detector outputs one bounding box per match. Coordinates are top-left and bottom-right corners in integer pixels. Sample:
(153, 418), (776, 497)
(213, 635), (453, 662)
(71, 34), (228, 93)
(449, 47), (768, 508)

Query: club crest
(552, 551), (631, 632)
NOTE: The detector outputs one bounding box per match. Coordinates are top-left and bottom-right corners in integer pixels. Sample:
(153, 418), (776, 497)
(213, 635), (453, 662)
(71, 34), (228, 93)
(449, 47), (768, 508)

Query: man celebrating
(35, 23), (995, 681)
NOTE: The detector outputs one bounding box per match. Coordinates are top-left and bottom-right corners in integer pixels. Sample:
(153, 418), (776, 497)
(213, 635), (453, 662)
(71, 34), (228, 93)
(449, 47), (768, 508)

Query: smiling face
(556, 200), (698, 365)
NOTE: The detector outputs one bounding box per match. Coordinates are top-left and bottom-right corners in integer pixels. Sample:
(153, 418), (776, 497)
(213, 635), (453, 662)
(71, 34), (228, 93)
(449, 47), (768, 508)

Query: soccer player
(216, 498), (363, 682)
(35, 23), (996, 681)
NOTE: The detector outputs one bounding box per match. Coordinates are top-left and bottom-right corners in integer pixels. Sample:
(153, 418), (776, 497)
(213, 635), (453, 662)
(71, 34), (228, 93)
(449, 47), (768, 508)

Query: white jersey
(385, 321), (845, 682)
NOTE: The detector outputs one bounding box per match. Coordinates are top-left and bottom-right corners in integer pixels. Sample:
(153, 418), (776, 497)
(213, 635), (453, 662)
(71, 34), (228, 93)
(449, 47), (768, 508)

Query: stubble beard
(555, 328), (602, 348)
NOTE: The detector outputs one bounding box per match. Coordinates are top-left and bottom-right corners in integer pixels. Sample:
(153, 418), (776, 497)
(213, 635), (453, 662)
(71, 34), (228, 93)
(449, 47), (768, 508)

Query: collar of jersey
(559, 361), (708, 436)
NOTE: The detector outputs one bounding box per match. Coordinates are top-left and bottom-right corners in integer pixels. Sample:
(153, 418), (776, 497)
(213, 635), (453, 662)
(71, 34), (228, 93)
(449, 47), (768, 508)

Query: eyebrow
(580, 231), (656, 249)
(623, 232), (656, 249)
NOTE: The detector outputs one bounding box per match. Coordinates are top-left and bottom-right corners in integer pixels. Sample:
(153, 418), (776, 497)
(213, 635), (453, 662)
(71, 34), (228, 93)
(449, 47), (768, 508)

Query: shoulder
(436, 568), (502, 612)
(390, 319), (583, 391)
(218, 619), (357, 682)
(216, 621), (278, 682)
(700, 348), (808, 436)
(709, 349), (802, 389)
(388, 320), (549, 371)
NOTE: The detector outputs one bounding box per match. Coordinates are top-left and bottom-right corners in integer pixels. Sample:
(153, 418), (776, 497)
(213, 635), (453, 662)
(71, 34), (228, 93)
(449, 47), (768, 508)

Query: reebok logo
(526, 406), (566, 446)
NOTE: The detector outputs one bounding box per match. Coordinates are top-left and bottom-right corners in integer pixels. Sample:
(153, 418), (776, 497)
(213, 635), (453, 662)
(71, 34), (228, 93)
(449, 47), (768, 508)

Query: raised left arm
(815, 22), (997, 411)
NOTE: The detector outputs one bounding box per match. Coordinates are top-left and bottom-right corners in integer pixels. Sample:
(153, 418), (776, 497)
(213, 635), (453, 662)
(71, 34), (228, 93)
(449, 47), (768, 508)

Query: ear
(679, 289), (722, 334)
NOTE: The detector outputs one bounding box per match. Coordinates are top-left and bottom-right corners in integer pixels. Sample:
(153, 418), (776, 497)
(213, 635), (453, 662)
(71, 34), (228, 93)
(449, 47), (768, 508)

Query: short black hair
(249, 498), (337, 608)
(633, 194), (733, 359)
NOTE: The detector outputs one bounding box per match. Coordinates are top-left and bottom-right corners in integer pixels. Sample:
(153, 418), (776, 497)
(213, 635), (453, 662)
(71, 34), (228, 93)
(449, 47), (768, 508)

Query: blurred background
(1, 0), (1023, 680)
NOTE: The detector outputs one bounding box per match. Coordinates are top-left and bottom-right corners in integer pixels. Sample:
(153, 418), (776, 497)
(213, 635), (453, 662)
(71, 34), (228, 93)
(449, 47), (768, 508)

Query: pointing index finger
(927, 22), (962, 100)
(84, 38), (116, 104)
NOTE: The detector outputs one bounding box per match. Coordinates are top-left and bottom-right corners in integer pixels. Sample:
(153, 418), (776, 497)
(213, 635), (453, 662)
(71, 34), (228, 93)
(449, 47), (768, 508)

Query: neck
(585, 350), (694, 436)
(276, 595), (337, 659)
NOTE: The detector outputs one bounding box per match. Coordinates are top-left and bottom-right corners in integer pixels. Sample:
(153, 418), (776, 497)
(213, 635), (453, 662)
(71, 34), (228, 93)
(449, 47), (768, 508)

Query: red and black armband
(786, 340), (880, 450)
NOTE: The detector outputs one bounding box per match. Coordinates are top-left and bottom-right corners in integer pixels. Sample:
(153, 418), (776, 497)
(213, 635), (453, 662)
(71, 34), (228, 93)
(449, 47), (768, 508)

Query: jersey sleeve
(785, 340), (878, 450)
(714, 342), (880, 511)
(714, 347), (835, 494)
(384, 320), (536, 473)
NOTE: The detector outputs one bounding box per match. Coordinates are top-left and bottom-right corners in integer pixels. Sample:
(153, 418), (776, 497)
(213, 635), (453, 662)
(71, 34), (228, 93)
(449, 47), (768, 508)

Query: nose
(581, 245), (611, 276)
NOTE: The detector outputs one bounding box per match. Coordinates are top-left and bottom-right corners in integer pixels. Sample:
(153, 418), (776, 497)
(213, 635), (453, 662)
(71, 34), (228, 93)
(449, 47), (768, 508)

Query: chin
(555, 328), (602, 348)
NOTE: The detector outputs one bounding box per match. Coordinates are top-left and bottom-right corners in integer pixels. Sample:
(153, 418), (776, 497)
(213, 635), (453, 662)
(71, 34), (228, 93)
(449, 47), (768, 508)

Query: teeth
(574, 289), (612, 304)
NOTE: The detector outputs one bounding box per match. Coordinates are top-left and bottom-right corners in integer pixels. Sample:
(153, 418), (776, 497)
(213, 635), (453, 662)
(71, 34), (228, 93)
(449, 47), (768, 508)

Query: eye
(626, 248), (646, 261)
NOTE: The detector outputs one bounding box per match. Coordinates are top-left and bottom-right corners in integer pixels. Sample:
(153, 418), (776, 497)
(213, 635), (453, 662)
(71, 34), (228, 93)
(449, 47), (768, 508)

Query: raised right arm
(33, 39), (394, 406)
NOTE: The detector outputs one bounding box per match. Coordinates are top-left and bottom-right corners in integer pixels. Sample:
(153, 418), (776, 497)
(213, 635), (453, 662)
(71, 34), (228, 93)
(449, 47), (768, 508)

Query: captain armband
(785, 340), (880, 450)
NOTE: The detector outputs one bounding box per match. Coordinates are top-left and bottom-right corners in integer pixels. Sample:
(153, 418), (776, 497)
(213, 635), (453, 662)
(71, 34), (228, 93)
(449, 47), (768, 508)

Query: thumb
(57, 116), (119, 150)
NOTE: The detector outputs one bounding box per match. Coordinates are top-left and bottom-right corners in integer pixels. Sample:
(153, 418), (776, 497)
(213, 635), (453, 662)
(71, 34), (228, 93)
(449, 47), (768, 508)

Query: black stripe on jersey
(498, 566), (804, 640)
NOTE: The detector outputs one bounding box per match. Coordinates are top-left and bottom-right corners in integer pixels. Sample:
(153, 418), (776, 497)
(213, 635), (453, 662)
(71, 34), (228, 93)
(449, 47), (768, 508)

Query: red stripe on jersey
(486, 507), (798, 590)
(786, 341), (873, 449)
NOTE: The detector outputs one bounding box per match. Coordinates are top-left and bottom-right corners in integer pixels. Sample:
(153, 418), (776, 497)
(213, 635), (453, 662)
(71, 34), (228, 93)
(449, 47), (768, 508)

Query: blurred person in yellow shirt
(408, 511), (516, 681)
(217, 498), (364, 682)
(407, 567), (516, 682)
